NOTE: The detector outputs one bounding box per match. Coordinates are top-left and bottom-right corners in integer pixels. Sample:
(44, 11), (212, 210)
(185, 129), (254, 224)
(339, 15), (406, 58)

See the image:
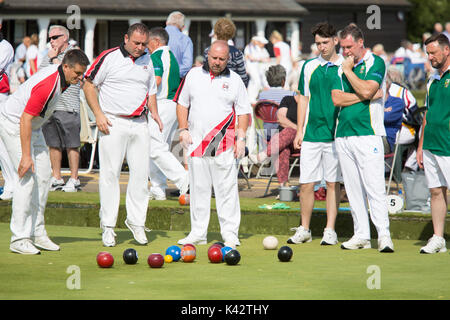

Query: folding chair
(263, 152), (300, 197)
(252, 100), (279, 179)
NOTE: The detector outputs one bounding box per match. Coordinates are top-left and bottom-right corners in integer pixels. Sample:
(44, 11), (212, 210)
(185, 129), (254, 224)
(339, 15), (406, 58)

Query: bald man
(174, 40), (252, 248)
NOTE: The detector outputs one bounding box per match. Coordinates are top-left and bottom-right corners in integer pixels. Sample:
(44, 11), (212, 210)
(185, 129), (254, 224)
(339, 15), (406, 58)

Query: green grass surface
(1, 223), (449, 300)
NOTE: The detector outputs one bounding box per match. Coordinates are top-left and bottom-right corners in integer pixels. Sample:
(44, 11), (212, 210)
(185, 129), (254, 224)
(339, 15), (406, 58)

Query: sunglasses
(49, 34), (64, 41)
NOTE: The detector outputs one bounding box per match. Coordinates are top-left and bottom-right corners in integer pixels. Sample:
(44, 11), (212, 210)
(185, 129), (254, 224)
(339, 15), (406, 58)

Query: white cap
(252, 35), (268, 44)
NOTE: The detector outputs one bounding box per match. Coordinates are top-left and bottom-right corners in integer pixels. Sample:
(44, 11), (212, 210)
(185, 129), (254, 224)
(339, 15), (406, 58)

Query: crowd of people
(0, 13), (449, 255)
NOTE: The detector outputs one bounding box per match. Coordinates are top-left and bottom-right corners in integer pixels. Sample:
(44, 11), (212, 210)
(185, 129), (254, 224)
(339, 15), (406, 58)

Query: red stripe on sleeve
(85, 47), (119, 80)
(173, 76), (186, 104)
(24, 71), (59, 117)
(273, 47), (281, 57)
(0, 73), (10, 94)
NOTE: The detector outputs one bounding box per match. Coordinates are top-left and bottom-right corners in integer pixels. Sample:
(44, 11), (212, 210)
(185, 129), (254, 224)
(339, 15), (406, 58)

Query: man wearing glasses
(40, 25), (83, 193)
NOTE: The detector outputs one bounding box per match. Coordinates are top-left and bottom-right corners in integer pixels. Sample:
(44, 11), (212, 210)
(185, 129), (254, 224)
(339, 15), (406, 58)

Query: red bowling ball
(97, 251), (114, 268)
(208, 246), (223, 263)
(147, 253), (165, 268)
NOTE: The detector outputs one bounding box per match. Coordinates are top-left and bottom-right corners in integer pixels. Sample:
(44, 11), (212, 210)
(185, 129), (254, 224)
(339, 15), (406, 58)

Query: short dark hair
(424, 33), (450, 48)
(339, 24), (364, 42)
(62, 49), (90, 67)
(127, 23), (149, 38)
(265, 64), (286, 87)
(312, 22), (337, 38)
(149, 27), (169, 45)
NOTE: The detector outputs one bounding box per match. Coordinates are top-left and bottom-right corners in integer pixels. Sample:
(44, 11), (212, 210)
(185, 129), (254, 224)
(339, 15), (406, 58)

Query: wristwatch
(50, 56), (58, 62)
(237, 137), (246, 142)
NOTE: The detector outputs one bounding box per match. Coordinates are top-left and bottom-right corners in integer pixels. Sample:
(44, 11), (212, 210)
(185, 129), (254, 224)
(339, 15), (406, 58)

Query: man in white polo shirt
(0, 28), (19, 202)
(83, 23), (162, 247)
(175, 40), (252, 248)
(147, 27), (189, 201)
(0, 49), (89, 254)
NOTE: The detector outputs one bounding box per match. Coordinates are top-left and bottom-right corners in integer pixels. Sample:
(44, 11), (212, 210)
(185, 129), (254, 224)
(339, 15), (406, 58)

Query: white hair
(166, 11), (185, 29)
(49, 25), (70, 39)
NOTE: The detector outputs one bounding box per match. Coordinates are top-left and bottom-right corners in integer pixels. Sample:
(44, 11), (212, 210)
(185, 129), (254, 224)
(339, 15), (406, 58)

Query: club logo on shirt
(360, 66), (365, 75)
(373, 147), (379, 154)
(445, 79), (450, 88)
(222, 82), (229, 91)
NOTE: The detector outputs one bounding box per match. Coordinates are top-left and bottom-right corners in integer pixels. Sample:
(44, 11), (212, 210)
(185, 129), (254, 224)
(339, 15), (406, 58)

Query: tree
(407, 0), (450, 43)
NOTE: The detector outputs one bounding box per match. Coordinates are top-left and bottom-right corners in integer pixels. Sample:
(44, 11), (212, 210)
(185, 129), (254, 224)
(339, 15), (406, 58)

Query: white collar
(318, 54), (344, 67)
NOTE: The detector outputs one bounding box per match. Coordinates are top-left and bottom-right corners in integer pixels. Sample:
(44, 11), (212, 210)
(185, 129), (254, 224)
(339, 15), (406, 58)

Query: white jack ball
(263, 236), (279, 250)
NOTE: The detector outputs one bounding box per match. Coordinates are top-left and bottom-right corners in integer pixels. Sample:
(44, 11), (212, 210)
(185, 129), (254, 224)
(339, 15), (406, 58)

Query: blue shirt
(165, 25), (193, 78)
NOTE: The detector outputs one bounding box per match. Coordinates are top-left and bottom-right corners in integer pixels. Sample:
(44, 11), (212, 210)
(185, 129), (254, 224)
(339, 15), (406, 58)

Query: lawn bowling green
(1, 222), (450, 300)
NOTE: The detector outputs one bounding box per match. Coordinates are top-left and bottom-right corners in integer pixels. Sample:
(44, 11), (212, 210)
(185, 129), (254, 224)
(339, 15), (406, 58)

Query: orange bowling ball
(181, 244), (196, 262)
(179, 194), (190, 206)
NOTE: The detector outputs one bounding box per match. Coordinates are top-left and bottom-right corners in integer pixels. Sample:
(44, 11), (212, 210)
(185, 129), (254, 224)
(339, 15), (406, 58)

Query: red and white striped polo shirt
(0, 64), (68, 130)
(0, 37), (14, 97)
(174, 63), (252, 157)
(85, 44), (157, 117)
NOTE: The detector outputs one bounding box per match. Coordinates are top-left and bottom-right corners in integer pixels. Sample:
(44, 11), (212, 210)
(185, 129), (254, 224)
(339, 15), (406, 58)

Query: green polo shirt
(298, 55), (343, 142)
(151, 46), (180, 101)
(332, 51), (386, 138)
(423, 67), (450, 156)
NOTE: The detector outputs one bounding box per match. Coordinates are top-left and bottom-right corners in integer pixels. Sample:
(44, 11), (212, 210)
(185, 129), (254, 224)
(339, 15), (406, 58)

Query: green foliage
(407, 0), (450, 43)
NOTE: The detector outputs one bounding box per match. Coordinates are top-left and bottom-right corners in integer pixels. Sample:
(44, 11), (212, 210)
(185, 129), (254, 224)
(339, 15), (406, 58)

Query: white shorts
(299, 141), (342, 184)
(423, 150), (450, 188)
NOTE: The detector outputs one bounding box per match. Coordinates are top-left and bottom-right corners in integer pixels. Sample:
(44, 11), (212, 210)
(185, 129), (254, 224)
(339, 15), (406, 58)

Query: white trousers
(0, 115), (51, 242)
(148, 99), (188, 193)
(0, 94), (19, 195)
(188, 149), (241, 241)
(98, 114), (150, 228)
(336, 135), (390, 240)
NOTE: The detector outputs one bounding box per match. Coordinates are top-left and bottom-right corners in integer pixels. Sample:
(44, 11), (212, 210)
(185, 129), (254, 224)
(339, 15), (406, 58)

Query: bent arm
(342, 68), (380, 100)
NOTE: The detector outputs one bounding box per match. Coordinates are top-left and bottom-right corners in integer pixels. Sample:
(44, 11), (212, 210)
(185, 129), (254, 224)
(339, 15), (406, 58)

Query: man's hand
(47, 47), (59, 59)
(342, 56), (355, 73)
(234, 139), (246, 159)
(96, 112), (112, 135)
(417, 146), (424, 169)
(151, 112), (163, 133)
(179, 129), (192, 149)
(18, 155), (34, 178)
(293, 130), (304, 150)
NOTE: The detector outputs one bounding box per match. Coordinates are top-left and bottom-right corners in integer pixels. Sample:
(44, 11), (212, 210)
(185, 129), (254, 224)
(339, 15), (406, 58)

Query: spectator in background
(250, 94), (299, 189)
(433, 22), (443, 35)
(25, 34), (39, 78)
(444, 22), (450, 41)
(372, 43), (389, 66)
(165, 11), (193, 79)
(40, 25), (82, 193)
(383, 66), (420, 172)
(193, 55), (204, 67)
(287, 57), (305, 93)
(309, 43), (320, 59)
(245, 35), (270, 104)
(204, 18), (249, 87)
(256, 64), (295, 142)
(422, 32), (432, 53)
(270, 30), (293, 80)
(10, 36), (30, 89)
